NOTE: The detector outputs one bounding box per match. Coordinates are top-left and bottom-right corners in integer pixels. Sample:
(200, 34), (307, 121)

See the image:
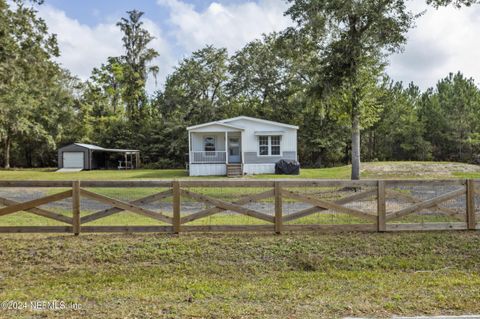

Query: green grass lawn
(0, 166), (352, 180)
(0, 162), (478, 318)
(1, 161), (479, 180)
(0, 168), (189, 180)
(0, 209), (462, 227)
(255, 166), (352, 179)
(454, 172), (480, 179)
(1, 232), (480, 318)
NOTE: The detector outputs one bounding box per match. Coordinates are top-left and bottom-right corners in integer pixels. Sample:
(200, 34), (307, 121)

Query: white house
(187, 116), (299, 176)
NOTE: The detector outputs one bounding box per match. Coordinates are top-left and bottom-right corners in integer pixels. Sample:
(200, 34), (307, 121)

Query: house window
(204, 136), (216, 153)
(259, 136), (269, 155)
(271, 136), (281, 155)
(258, 136), (281, 156)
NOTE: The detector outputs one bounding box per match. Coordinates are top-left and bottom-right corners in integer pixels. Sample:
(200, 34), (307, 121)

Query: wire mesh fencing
(0, 186), (73, 227)
(384, 180), (469, 231)
(0, 179), (476, 234)
(179, 185), (275, 228)
(281, 183), (378, 228)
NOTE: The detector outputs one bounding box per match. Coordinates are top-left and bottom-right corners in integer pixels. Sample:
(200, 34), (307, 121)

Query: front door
(228, 137), (241, 163)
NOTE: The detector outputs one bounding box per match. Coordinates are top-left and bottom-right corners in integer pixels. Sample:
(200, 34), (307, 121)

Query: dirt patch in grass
(1, 232), (480, 318)
(362, 162), (480, 178)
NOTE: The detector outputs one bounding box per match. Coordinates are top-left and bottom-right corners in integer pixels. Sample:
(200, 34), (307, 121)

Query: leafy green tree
(227, 33), (303, 122)
(155, 46), (229, 164)
(427, 0), (478, 7)
(117, 10), (159, 118)
(0, 0), (60, 168)
(299, 96), (350, 167)
(419, 72), (480, 162)
(15, 70), (83, 167)
(89, 57), (125, 115)
(228, 32), (344, 166)
(364, 81), (432, 161)
(159, 46), (229, 123)
(3, 0), (480, 170)
(286, 0), (416, 179)
(72, 10), (161, 167)
(81, 57), (127, 149)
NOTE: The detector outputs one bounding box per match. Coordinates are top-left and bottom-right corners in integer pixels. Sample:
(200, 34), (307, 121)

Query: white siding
(224, 118), (297, 155)
(187, 117), (298, 176)
(243, 164), (275, 175)
(189, 164), (226, 176)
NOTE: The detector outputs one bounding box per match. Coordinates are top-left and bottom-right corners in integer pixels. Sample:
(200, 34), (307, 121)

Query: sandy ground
(362, 162), (480, 178)
(346, 316), (480, 319)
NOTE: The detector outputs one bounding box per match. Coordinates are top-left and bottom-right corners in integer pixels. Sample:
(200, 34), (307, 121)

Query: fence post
(72, 180), (81, 236)
(377, 180), (386, 232)
(466, 179), (476, 230)
(172, 180), (181, 234)
(274, 181), (283, 234)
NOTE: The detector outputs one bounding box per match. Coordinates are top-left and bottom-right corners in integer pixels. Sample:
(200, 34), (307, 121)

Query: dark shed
(57, 143), (140, 170)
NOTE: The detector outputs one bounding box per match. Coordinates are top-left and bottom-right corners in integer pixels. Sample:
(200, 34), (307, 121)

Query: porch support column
(225, 131), (228, 164)
(188, 131), (192, 166)
(89, 150), (92, 170)
(241, 130), (245, 165)
(240, 130), (245, 175)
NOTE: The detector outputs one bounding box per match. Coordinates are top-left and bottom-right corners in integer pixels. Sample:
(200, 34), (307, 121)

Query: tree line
(1, 0), (479, 177)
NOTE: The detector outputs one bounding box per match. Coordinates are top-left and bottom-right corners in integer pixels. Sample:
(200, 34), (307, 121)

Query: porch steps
(226, 164), (243, 177)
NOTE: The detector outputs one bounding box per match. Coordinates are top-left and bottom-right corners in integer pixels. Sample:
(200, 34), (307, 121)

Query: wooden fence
(0, 179), (478, 234)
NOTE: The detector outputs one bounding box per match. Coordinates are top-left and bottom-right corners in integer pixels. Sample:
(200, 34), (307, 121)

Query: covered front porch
(186, 122), (244, 176)
(188, 130), (243, 165)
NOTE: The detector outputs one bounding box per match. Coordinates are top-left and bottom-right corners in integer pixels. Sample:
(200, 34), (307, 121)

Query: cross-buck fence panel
(384, 180), (469, 231)
(0, 179), (477, 234)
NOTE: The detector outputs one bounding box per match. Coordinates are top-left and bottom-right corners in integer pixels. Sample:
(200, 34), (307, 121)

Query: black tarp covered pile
(275, 159), (300, 175)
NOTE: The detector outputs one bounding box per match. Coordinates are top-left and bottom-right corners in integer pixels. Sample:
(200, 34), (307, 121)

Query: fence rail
(0, 179), (478, 234)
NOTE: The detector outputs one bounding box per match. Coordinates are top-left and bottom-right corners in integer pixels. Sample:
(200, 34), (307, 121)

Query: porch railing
(190, 151), (226, 164)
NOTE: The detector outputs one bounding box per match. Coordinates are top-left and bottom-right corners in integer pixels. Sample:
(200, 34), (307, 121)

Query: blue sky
(44, 0), (166, 25)
(44, 0), (241, 25)
(33, 0), (480, 93)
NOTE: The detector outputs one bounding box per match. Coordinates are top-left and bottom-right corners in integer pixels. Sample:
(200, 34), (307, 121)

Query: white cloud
(159, 0), (480, 90)
(157, 0), (293, 54)
(37, 5), (176, 91)
(388, 0), (480, 89)
(36, 0), (293, 92)
(38, 5), (123, 80)
(38, 0), (480, 93)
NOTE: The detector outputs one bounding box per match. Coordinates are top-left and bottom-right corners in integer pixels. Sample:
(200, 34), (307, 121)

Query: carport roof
(74, 143), (139, 153)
